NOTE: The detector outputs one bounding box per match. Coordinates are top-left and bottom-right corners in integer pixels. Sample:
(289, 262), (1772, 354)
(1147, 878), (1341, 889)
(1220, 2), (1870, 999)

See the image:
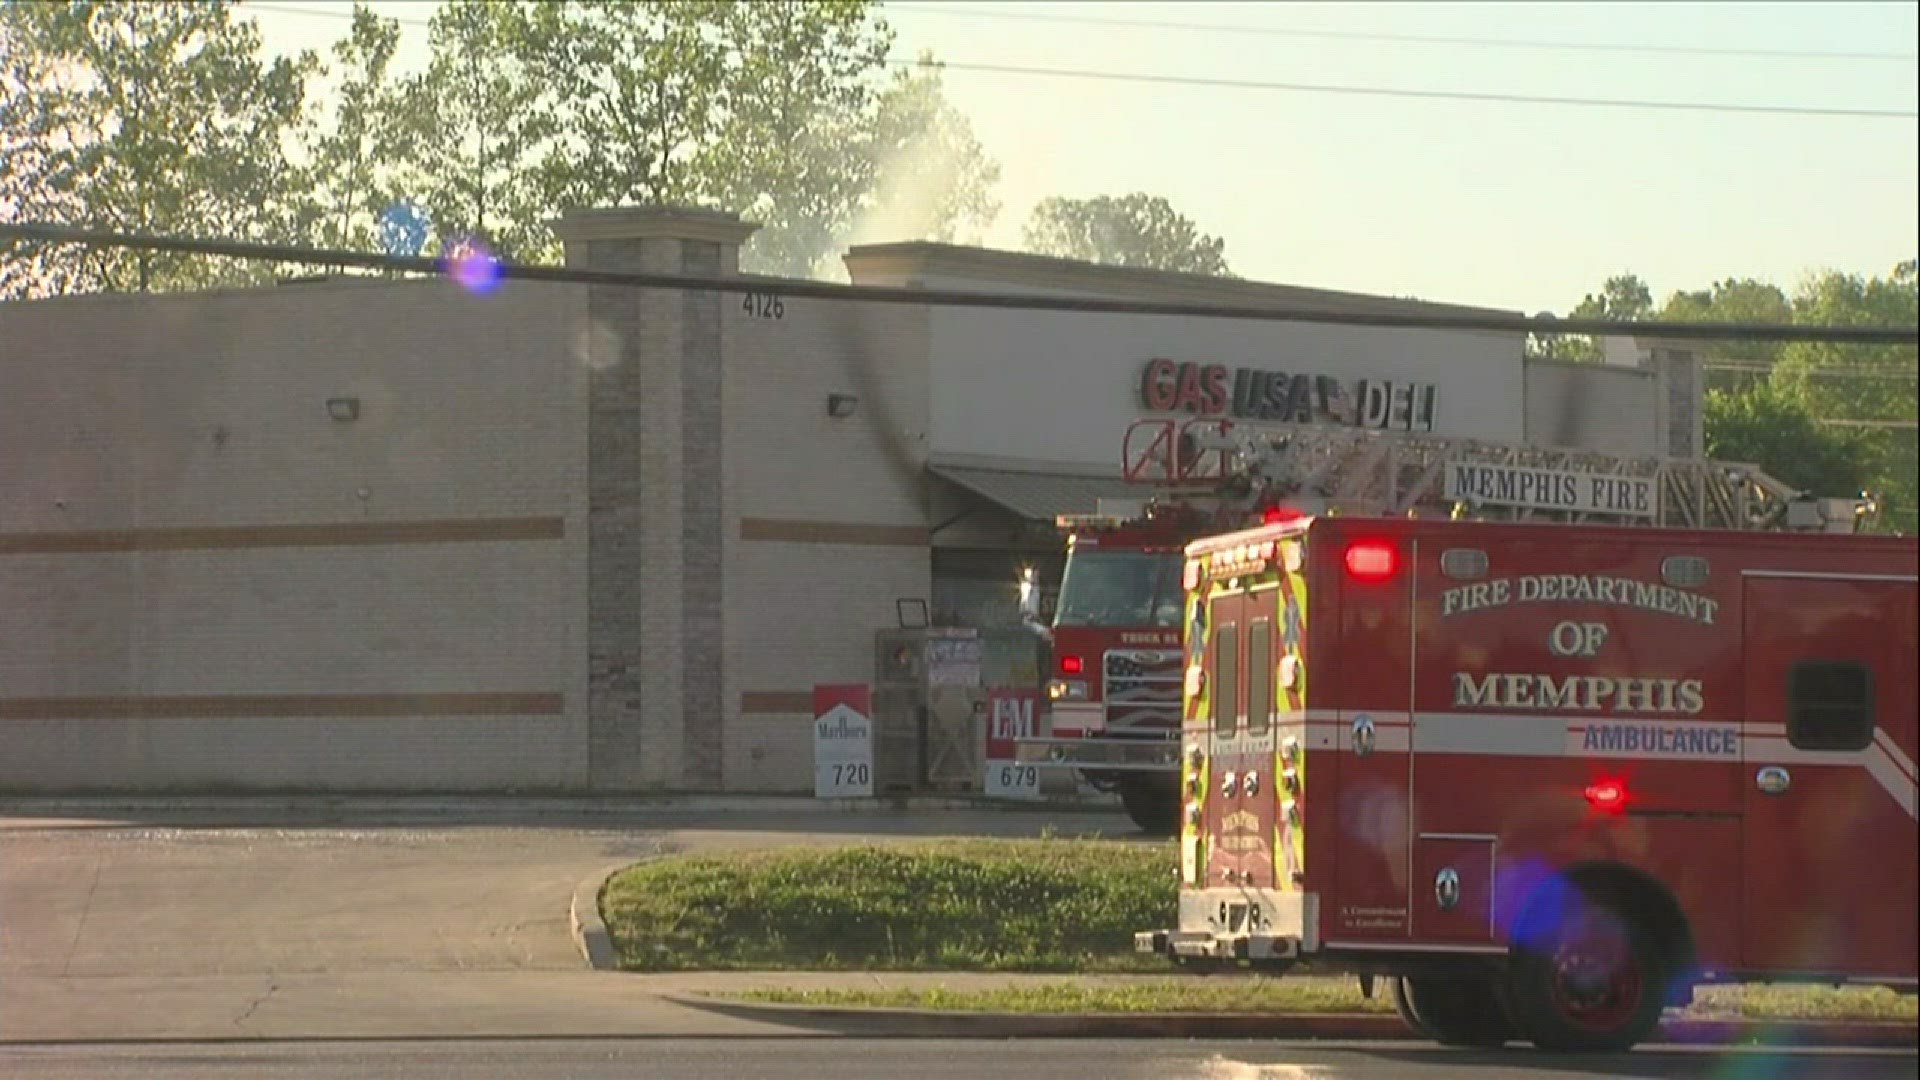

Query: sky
(242, 0), (1919, 316)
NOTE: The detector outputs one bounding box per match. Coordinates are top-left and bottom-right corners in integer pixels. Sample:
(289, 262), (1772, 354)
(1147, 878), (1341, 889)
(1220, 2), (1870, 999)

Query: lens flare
(444, 237), (502, 295)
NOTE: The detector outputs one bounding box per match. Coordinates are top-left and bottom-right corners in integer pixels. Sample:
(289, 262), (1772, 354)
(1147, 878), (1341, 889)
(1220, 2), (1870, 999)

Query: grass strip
(723, 981), (1919, 1022)
(602, 837), (1173, 972)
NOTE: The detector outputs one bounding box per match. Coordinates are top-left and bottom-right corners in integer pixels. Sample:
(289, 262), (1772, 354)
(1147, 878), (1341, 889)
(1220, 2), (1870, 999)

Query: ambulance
(1135, 513), (1918, 1051)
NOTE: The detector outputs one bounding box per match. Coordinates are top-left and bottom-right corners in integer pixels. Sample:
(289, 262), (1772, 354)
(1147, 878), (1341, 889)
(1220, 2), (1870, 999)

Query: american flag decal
(1103, 649), (1183, 732)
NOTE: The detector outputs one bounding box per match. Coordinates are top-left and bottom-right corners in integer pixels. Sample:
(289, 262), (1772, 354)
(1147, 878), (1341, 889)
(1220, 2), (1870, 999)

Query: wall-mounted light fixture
(826, 393), (859, 419)
(326, 397), (361, 422)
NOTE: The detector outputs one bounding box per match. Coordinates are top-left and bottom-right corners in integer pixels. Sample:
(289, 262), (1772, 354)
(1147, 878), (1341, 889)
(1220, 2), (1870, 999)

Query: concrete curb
(570, 861), (632, 971)
(665, 995), (1920, 1047)
(662, 995), (1406, 1040)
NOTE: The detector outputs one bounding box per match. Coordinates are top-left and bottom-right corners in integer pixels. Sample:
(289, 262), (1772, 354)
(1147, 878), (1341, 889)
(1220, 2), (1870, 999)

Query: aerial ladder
(1120, 417), (1875, 533)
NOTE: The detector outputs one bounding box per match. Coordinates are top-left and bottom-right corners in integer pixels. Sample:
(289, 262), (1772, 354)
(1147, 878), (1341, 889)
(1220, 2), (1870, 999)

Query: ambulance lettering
(1452, 672), (1706, 715)
(1576, 722), (1739, 757)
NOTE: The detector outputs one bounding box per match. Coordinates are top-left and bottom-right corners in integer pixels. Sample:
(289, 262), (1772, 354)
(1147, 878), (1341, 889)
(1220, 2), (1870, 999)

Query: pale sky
(243, 0), (1919, 315)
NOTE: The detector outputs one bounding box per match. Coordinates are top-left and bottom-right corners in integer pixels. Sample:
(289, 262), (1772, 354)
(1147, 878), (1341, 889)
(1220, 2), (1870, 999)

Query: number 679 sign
(983, 688), (1042, 800)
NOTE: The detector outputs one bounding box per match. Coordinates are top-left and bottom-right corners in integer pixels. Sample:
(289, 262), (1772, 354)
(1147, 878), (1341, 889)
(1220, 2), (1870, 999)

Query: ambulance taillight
(1344, 540), (1398, 582)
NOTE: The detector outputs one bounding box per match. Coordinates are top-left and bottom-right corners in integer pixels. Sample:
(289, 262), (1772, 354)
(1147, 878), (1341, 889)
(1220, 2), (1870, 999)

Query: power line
(915, 58), (1916, 120)
(5, 221), (1917, 346)
(240, 2), (1916, 120)
(888, 2), (1920, 64)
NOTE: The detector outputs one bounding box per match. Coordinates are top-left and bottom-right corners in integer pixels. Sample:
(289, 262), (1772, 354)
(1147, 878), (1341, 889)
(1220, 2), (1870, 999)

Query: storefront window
(1054, 549), (1184, 628)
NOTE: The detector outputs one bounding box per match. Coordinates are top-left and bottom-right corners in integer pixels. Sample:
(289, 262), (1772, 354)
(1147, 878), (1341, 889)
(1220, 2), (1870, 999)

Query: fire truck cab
(1137, 514), (1918, 1051)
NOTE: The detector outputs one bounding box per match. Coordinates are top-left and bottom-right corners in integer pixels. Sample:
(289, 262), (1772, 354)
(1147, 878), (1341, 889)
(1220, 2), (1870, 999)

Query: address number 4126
(742, 292), (784, 319)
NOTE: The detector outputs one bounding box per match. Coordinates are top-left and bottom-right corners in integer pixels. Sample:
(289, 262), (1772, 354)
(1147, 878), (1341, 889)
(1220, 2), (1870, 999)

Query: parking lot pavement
(0, 800), (1133, 1042)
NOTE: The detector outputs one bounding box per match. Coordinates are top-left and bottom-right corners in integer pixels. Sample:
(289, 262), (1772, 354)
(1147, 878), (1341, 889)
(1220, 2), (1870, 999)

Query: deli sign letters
(1138, 358), (1438, 432)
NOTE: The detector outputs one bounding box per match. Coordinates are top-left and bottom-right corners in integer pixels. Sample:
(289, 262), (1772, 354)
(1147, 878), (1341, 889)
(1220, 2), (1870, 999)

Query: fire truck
(1133, 511), (1917, 1051)
(1017, 417), (1874, 839)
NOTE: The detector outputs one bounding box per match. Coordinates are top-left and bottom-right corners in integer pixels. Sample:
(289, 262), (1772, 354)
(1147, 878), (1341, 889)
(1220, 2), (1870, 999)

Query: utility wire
(887, 2), (1920, 64)
(5, 222), (1916, 346)
(240, 2), (1916, 120)
(914, 58), (1916, 120)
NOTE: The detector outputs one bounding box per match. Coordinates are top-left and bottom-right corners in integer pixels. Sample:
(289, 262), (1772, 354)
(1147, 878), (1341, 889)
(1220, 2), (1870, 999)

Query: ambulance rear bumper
(1134, 929), (1302, 962)
(1135, 889), (1319, 964)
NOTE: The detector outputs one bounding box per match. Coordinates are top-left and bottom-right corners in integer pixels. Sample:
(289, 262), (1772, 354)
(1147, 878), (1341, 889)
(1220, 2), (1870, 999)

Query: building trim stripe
(0, 693), (565, 720)
(739, 518), (928, 547)
(0, 516), (565, 556)
(740, 691), (815, 714)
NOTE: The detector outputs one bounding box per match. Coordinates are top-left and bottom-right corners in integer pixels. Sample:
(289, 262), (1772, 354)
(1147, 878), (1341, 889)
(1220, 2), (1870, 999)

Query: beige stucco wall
(0, 279), (591, 791)
(720, 292), (934, 791)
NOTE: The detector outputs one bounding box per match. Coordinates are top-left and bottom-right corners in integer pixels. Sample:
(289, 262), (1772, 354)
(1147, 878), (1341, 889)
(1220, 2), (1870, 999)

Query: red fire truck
(1135, 513), (1917, 1051)
(1016, 417), (1873, 839)
(1017, 421), (1298, 834)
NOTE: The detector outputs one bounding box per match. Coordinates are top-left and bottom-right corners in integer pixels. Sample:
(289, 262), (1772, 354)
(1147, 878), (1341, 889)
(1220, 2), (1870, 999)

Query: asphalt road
(0, 801), (1137, 1042)
(2, 1039), (1914, 1080)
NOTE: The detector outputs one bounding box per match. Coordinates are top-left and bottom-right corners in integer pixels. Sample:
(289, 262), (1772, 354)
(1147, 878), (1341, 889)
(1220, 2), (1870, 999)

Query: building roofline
(842, 241), (1523, 321)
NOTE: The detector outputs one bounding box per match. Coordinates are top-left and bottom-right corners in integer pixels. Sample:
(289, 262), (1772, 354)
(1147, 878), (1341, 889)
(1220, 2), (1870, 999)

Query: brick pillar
(552, 206), (757, 792)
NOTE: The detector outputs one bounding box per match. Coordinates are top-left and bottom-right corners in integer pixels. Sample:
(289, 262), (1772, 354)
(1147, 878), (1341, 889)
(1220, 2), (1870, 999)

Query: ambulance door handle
(1756, 766), (1791, 797)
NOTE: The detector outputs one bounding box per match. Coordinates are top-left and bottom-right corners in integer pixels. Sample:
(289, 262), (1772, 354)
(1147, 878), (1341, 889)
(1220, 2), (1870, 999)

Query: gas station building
(0, 206), (1701, 794)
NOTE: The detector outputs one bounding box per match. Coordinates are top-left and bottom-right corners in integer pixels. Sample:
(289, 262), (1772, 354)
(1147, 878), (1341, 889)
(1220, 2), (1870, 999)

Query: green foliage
(0, 0), (315, 296)
(734, 977), (1388, 1015)
(1022, 193), (1232, 276)
(2, 0), (1000, 287)
(729, 981), (1917, 1021)
(1536, 265), (1915, 532)
(1703, 382), (1877, 499)
(1526, 273), (1653, 363)
(395, 0), (997, 277)
(600, 840), (1175, 972)
(388, 0), (563, 262)
(293, 5), (408, 256)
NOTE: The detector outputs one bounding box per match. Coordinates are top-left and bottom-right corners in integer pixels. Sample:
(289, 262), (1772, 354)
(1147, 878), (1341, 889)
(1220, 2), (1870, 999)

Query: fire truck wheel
(1506, 891), (1665, 1052)
(1117, 779), (1180, 836)
(1393, 976), (1517, 1047)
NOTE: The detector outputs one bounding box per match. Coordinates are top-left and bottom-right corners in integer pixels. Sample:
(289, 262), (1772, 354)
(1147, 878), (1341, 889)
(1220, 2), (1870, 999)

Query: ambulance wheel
(1394, 976), (1516, 1047)
(1117, 778), (1179, 836)
(1506, 890), (1665, 1052)
(1389, 978), (1435, 1039)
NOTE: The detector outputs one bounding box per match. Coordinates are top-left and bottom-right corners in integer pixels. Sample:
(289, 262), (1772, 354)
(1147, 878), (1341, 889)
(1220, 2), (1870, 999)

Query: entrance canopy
(928, 462), (1145, 522)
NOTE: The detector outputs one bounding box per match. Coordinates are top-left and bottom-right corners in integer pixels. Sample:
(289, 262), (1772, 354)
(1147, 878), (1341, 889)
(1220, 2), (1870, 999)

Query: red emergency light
(1584, 780), (1630, 814)
(1060, 655), (1084, 675)
(1263, 505), (1306, 525)
(1343, 541), (1397, 582)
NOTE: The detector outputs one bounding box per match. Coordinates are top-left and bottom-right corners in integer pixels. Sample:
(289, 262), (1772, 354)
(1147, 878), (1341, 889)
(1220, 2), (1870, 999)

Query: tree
(1022, 193), (1231, 275)
(1527, 273), (1653, 363)
(701, 0), (893, 276)
(1771, 265), (1919, 531)
(1661, 278), (1790, 361)
(292, 5), (409, 256)
(389, 0), (563, 262)
(478, 1), (994, 278)
(0, 0), (314, 297)
(1703, 381), (1878, 502)
(834, 54), (1000, 264)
